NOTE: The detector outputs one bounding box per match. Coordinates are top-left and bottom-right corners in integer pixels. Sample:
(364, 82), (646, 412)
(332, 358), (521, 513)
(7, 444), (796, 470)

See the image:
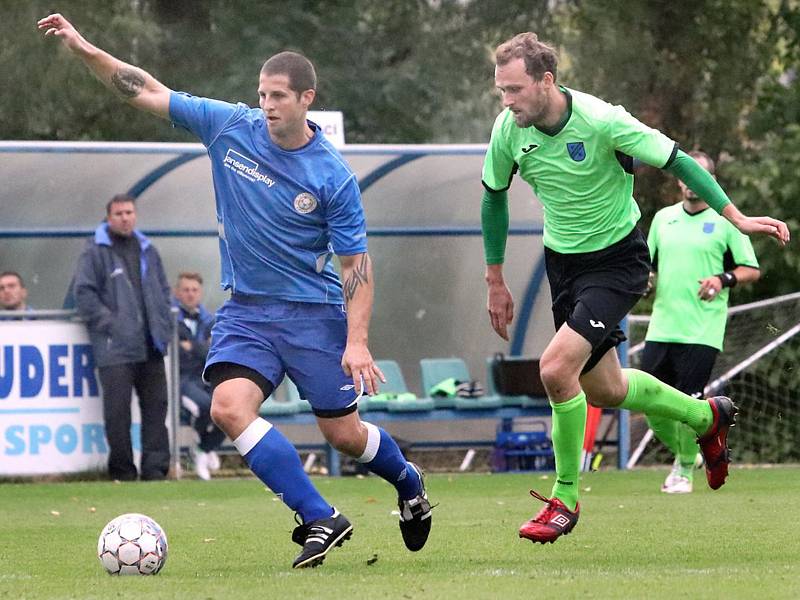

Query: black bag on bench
(491, 353), (547, 397)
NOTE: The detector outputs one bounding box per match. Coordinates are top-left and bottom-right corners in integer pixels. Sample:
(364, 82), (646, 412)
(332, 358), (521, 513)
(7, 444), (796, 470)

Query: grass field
(1, 466), (799, 599)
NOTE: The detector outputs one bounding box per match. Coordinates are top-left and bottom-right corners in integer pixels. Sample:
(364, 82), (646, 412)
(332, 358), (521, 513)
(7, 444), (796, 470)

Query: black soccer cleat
(398, 462), (433, 552)
(291, 509), (353, 569)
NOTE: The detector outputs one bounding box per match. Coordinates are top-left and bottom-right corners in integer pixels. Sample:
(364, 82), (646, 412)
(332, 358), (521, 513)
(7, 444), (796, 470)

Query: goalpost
(626, 291), (800, 467)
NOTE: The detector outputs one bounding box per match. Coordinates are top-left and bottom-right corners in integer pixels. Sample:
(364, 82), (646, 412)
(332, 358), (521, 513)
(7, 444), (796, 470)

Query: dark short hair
(106, 193), (136, 215)
(0, 271), (24, 287)
(689, 150), (716, 176)
(261, 51), (317, 94)
(177, 271), (204, 286)
(495, 32), (558, 82)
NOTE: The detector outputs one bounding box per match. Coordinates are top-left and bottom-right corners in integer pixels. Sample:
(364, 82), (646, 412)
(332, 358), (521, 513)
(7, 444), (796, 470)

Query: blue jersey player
(40, 13), (432, 568)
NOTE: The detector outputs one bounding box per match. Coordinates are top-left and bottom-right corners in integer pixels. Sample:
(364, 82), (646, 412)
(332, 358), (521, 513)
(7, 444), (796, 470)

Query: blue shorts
(204, 295), (359, 417)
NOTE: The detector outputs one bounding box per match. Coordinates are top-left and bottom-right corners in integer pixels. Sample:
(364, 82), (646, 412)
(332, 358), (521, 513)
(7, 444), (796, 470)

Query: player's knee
(539, 355), (577, 396)
(209, 398), (230, 430)
(209, 393), (243, 434)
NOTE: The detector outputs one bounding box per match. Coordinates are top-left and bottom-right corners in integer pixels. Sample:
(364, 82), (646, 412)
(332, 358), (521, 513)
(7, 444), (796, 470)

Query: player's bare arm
(37, 13), (171, 119)
(339, 252), (385, 395)
(485, 263), (514, 341)
(721, 204), (790, 246)
(697, 265), (760, 301)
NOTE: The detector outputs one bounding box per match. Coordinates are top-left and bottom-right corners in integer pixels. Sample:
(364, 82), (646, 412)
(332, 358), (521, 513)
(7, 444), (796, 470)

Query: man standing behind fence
(642, 151), (760, 494)
(73, 194), (173, 481)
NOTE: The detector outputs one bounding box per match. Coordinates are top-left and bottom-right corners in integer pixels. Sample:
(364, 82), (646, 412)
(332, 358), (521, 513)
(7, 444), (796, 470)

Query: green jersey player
(480, 33), (790, 544)
(643, 151), (760, 494)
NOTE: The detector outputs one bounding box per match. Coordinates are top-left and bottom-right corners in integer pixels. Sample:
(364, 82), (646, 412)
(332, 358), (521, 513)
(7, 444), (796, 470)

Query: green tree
(561, 0), (781, 231)
(2, 0), (558, 144)
(724, 1), (800, 301)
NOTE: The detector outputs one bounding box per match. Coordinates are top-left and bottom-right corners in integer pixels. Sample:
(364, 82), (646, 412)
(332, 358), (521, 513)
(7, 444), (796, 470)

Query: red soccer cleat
(696, 396), (738, 490)
(518, 490), (580, 544)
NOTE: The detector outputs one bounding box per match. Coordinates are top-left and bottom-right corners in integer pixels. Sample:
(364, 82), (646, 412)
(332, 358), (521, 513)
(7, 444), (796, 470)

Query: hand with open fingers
(487, 282), (514, 341)
(737, 215), (791, 246)
(697, 276), (722, 302)
(341, 344), (385, 396)
(37, 13), (85, 51)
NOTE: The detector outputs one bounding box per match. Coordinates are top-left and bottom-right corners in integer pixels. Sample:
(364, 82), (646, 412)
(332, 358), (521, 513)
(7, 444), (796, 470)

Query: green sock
(645, 414), (680, 456)
(621, 369), (713, 435)
(677, 423), (700, 482)
(549, 391), (586, 511)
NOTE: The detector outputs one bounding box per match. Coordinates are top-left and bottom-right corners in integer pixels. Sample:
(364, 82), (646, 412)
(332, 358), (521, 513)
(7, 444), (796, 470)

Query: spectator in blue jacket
(74, 194), (173, 481)
(174, 271), (225, 480)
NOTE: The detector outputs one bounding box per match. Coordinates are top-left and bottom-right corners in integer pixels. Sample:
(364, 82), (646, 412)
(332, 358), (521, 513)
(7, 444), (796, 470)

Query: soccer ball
(97, 513), (168, 575)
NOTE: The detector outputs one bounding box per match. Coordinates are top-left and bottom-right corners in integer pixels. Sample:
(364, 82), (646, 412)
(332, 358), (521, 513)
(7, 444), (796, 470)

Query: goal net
(626, 292), (800, 466)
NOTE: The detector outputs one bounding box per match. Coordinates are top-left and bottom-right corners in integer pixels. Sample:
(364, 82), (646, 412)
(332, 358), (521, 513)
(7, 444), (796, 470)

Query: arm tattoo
(343, 254), (370, 303)
(111, 67), (145, 98)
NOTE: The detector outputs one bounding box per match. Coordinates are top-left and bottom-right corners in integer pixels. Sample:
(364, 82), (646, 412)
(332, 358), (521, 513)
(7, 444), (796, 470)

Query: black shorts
(545, 227), (651, 374)
(206, 362), (275, 401)
(639, 342), (719, 397)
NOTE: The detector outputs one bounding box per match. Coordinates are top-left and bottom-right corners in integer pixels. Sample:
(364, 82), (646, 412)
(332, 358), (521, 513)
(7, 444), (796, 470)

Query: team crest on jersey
(566, 141), (586, 162)
(294, 192), (318, 214)
(703, 222), (715, 234)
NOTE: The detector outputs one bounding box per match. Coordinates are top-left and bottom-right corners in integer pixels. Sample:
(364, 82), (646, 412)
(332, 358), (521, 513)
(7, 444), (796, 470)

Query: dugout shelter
(0, 141), (554, 393)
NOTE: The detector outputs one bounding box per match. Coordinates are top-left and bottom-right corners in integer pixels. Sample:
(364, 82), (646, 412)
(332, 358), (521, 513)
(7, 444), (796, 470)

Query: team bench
(178, 358), (627, 475)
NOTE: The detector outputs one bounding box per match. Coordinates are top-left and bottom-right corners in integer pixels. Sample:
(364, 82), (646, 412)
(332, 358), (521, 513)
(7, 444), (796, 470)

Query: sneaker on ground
(207, 450), (221, 472)
(696, 396), (738, 490)
(398, 462), (432, 552)
(193, 448), (211, 481)
(518, 489), (580, 544)
(661, 459), (682, 492)
(662, 475), (693, 494)
(291, 509), (353, 569)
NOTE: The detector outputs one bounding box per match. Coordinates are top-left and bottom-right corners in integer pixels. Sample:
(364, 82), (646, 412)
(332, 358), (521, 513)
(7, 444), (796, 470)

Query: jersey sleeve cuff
(662, 142), (680, 169)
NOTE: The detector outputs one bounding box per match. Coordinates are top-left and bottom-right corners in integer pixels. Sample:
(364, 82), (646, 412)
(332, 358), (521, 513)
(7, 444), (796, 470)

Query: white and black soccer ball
(97, 513), (168, 575)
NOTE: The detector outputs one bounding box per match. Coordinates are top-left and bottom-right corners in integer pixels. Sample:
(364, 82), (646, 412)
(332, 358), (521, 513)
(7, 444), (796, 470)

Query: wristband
(715, 272), (737, 288)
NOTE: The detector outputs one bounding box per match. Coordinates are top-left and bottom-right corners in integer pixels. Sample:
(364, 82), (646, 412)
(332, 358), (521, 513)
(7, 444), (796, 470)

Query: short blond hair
(495, 32), (558, 82)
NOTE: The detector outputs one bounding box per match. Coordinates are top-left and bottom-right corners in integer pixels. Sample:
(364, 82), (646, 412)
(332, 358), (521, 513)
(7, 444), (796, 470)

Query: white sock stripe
(233, 417), (273, 456)
(356, 422), (381, 463)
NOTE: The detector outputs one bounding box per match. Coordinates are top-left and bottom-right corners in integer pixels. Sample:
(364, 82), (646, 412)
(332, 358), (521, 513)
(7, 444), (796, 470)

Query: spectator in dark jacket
(174, 271), (225, 480)
(74, 194), (173, 481)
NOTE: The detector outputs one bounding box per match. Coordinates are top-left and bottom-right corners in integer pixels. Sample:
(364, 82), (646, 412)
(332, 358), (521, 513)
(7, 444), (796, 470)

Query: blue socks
(234, 418), (332, 523)
(357, 422), (421, 500)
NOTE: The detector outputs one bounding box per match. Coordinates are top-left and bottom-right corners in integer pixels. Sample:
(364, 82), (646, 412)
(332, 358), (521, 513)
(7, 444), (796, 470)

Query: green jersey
(645, 203), (758, 350)
(482, 87), (676, 253)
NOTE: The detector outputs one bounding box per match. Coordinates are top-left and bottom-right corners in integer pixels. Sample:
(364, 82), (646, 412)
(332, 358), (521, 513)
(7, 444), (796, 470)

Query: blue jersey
(169, 92), (367, 304)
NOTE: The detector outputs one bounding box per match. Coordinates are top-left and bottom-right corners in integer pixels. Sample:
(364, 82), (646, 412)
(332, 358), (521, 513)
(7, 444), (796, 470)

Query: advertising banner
(0, 320), (142, 475)
(308, 110), (345, 147)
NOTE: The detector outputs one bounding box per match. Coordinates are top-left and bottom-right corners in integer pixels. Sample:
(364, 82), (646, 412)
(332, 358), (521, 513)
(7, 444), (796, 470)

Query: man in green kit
(480, 32), (790, 544)
(643, 151), (760, 494)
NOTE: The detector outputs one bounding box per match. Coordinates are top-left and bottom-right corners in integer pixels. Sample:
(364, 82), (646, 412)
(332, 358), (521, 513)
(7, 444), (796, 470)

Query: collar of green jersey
(534, 86), (572, 137)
